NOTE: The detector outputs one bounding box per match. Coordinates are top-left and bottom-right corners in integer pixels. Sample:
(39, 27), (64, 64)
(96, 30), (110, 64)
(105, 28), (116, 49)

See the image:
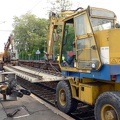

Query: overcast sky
(0, 0), (120, 52)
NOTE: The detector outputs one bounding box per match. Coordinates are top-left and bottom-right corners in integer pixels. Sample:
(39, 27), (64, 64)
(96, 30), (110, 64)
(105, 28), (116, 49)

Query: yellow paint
(95, 29), (120, 65)
(79, 82), (114, 105)
(82, 78), (94, 83)
(110, 58), (120, 64)
(79, 83), (99, 105)
(69, 77), (115, 105)
(94, 30), (110, 48)
(101, 104), (119, 120)
(115, 83), (120, 90)
(109, 29), (120, 64)
(69, 78), (77, 98)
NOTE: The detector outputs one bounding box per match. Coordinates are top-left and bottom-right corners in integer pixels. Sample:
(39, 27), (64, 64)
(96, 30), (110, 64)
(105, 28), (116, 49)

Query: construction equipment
(0, 52), (3, 61)
(3, 34), (18, 64)
(47, 6), (120, 119)
(46, 10), (75, 60)
(0, 71), (31, 101)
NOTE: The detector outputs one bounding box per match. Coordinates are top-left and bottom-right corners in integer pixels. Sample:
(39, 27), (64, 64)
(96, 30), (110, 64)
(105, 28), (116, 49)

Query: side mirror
(115, 23), (120, 28)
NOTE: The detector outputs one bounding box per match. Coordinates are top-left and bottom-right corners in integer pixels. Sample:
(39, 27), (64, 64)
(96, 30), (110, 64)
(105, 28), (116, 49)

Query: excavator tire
(56, 80), (78, 113)
(94, 91), (120, 120)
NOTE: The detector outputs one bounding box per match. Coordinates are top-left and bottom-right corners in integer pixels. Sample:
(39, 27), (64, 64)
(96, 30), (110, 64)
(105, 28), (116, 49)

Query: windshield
(90, 8), (115, 32)
(91, 18), (114, 32)
(91, 9), (115, 18)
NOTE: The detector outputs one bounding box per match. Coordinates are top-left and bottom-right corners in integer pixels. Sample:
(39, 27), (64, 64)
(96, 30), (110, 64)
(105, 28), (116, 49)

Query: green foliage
(31, 49), (36, 60)
(13, 13), (48, 60)
(61, 23), (75, 58)
(13, 1), (74, 60)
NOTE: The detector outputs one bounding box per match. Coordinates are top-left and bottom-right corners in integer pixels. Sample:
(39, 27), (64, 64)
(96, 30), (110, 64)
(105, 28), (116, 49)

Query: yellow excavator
(3, 34), (18, 64)
(47, 6), (120, 120)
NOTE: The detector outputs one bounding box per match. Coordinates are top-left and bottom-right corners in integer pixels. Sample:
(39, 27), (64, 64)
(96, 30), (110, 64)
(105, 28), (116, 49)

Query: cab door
(74, 12), (102, 70)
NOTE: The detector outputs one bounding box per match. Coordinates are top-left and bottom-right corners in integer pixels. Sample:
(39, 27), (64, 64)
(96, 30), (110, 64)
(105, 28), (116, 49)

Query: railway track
(17, 77), (57, 106)
(17, 76), (95, 120)
(4, 61), (95, 120)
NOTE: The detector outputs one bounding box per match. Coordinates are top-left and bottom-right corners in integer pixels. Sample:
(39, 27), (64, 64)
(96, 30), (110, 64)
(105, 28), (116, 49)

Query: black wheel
(56, 80), (78, 113)
(94, 91), (120, 120)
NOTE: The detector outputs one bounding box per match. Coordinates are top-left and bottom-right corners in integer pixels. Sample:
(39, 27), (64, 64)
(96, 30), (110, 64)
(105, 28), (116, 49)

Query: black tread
(94, 91), (120, 120)
(56, 80), (78, 113)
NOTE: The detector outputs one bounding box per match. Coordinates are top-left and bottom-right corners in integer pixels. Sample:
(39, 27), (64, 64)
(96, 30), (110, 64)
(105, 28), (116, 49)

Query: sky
(0, 0), (120, 52)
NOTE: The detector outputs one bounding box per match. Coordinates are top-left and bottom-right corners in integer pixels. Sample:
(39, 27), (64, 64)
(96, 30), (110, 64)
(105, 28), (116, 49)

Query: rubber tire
(56, 80), (78, 113)
(94, 91), (120, 120)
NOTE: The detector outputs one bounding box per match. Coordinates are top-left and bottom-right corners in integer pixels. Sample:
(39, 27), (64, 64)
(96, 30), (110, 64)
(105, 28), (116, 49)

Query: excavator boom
(3, 34), (18, 63)
(47, 11), (74, 60)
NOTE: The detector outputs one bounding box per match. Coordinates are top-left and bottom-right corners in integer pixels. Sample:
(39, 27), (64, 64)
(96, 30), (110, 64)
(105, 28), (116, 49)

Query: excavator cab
(60, 6), (116, 72)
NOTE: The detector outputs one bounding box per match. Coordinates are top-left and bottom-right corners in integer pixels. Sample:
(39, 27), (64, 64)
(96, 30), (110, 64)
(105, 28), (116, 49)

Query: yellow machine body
(52, 6), (120, 118)
(95, 28), (120, 64)
(69, 77), (120, 105)
(56, 6), (120, 105)
(3, 34), (18, 64)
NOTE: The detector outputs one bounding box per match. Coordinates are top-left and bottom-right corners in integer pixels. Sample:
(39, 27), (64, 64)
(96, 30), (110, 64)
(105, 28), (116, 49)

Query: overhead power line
(0, 30), (12, 32)
(0, 21), (6, 24)
(27, 0), (44, 12)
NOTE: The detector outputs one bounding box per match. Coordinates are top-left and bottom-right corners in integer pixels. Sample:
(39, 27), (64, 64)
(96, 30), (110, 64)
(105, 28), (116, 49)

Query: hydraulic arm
(3, 34), (18, 63)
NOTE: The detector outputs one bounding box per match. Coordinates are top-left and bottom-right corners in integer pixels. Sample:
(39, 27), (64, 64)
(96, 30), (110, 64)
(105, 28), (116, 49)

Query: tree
(12, 13), (48, 60)
(49, 0), (72, 12)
